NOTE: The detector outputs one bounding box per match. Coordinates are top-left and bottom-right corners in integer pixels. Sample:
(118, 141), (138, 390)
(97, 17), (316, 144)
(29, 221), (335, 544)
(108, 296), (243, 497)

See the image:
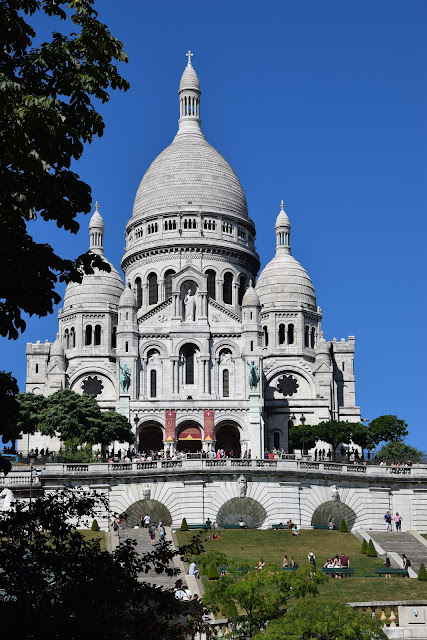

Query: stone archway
(217, 497), (267, 529)
(215, 422), (241, 457)
(138, 422), (163, 454)
(122, 499), (172, 529)
(177, 421), (202, 453)
(311, 501), (357, 530)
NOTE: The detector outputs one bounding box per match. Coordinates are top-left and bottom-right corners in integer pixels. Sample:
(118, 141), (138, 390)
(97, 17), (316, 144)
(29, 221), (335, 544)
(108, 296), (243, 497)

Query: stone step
(368, 531), (427, 573)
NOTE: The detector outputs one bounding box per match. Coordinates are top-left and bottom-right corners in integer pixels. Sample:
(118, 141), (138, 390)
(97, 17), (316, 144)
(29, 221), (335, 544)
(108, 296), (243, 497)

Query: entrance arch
(311, 501), (357, 530)
(177, 421), (202, 453)
(138, 422), (163, 454)
(217, 497), (267, 529)
(215, 422), (241, 457)
(122, 499), (172, 529)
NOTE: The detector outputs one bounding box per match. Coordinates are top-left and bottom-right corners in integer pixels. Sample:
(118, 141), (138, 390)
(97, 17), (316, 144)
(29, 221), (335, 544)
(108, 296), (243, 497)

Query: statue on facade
(184, 288), (197, 321)
(247, 361), (259, 392)
(330, 485), (340, 501)
(237, 475), (247, 497)
(0, 488), (15, 512)
(142, 483), (151, 500)
(118, 360), (131, 394)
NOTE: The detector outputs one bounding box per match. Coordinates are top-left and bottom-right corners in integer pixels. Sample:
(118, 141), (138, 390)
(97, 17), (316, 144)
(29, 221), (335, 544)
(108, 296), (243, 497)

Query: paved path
(118, 527), (184, 589)
(368, 531), (427, 573)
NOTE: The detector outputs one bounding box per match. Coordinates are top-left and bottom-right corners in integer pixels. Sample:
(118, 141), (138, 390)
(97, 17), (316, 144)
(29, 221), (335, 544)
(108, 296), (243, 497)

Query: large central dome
(131, 55), (248, 221)
(132, 130), (249, 219)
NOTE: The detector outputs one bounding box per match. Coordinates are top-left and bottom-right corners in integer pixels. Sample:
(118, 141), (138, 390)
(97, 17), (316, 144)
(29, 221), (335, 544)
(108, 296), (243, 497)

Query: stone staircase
(367, 531), (427, 573)
(118, 527), (184, 589)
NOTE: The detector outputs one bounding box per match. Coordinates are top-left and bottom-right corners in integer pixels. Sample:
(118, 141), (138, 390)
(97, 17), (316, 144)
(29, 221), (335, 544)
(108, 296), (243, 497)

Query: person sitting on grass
(255, 558), (265, 570)
(282, 554), (288, 568)
(383, 556), (392, 578)
(291, 524), (300, 536)
(211, 532), (221, 540)
(287, 519), (294, 530)
(188, 561), (200, 579)
(289, 556), (297, 568)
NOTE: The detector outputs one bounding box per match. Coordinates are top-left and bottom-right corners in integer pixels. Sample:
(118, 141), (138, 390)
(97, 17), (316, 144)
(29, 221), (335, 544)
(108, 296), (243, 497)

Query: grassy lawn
(78, 530), (106, 552)
(176, 529), (427, 603)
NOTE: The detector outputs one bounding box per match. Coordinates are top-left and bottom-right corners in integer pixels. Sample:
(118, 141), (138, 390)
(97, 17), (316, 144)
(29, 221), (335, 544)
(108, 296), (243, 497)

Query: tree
(367, 540), (377, 557)
(288, 424), (317, 453)
(203, 565), (325, 639)
(252, 600), (387, 640)
(0, 490), (207, 639)
(313, 421), (353, 460)
(0, 372), (20, 469)
(18, 389), (133, 454)
(350, 422), (375, 457)
(0, 0), (129, 341)
(418, 563), (427, 581)
(376, 441), (425, 464)
(368, 415), (409, 446)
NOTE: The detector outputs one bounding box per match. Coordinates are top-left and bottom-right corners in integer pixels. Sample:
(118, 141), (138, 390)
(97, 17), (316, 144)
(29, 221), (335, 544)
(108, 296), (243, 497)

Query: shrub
(197, 550), (228, 573)
(207, 563), (219, 580)
(91, 519), (100, 531)
(367, 539), (377, 557)
(339, 519), (348, 533)
(361, 538), (368, 554)
(418, 563), (427, 581)
(180, 518), (188, 531)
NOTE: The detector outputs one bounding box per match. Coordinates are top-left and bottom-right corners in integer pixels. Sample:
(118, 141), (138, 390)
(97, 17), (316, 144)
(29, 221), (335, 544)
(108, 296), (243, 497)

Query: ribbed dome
(256, 253), (316, 309)
(242, 280), (260, 306)
(132, 130), (249, 219)
(119, 287), (136, 308)
(63, 260), (124, 310)
(89, 209), (104, 230)
(179, 64), (200, 92)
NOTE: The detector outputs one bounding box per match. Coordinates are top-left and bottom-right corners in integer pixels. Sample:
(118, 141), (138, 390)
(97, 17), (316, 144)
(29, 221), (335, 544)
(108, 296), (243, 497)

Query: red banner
(165, 410), (176, 442)
(178, 426), (202, 440)
(204, 409), (214, 441)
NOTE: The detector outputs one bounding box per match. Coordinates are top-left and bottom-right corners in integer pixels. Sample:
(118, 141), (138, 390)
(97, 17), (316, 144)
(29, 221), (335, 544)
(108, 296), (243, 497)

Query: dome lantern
(89, 201), (105, 256)
(275, 200), (291, 255)
(178, 50), (201, 133)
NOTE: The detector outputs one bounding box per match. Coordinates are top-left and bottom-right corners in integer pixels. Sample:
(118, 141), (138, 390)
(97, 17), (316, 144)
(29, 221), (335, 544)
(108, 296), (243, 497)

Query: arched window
(181, 345), (197, 385)
(111, 326), (117, 349)
(148, 273), (158, 305)
(64, 329), (69, 350)
(150, 370), (157, 398)
(278, 324), (286, 345)
(304, 325), (310, 348)
(263, 326), (269, 347)
(135, 277), (142, 309)
(273, 432), (280, 449)
(287, 324), (294, 345)
(223, 369), (230, 397)
(85, 325), (92, 346)
(310, 327), (316, 348)
(164, 270), (175, 299)
(206, 269), (216, 299)
(70, 327), (75, 348)
(94, 325), (101, 346)
(238, 275), (246, 306)
(223, 272), (233, 305)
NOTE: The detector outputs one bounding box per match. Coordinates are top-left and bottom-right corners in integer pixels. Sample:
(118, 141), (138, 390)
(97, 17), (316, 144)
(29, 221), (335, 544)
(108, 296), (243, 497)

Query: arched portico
(311, 501), (357, 530)
(123, 499), (172, 528)
(215, 421), (241, 457)
(217, 497), (267, 529)
(138, 421), (163, 453)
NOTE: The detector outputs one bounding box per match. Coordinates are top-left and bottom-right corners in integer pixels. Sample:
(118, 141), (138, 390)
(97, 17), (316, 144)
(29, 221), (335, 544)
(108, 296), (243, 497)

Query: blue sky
(2, 1), (426, 449)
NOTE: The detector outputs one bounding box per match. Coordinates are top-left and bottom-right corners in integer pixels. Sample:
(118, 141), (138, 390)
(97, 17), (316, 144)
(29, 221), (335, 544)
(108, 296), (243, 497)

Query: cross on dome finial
(280, 200), (285, 211)
(186, 50), (194, 65)
(95, 201), (100, 212)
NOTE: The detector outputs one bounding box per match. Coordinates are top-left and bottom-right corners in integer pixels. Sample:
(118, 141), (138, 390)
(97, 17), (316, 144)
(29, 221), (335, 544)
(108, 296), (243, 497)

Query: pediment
(313, 361), (332, 374)
(47, 362), (66, 375)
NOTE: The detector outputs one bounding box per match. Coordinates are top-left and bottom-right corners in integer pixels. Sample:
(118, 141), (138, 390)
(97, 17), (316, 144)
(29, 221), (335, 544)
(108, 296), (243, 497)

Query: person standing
(394, 512), (402, 532)
(307, 551), (316, 572)
(384, 511), (392, 532)
(143, 513), (150, 529)
(148, 523), (156, 545)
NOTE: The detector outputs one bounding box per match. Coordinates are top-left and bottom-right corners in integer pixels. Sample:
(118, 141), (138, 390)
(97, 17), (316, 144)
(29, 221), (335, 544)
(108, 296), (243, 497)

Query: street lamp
(300, 414), (306, 457)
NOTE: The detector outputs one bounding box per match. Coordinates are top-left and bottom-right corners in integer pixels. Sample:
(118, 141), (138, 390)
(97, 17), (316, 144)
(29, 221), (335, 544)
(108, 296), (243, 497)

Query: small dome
(256, 253), (316, 310)
(179, 63), (200, 92)
(63, 260), (124, 310)
(89, 203), (104, 230)
(242, 280), (260, 306)
(316, 335), (330, 356)
(50, 335), (64, 357)
(119, 287), (136, 308)
(275, 201), (290, 228)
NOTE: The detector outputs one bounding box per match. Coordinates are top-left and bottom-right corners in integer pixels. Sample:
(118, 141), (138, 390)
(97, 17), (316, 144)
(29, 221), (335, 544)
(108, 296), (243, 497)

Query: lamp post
(28, 452), (36, 510)
(300, 414), (306, 457)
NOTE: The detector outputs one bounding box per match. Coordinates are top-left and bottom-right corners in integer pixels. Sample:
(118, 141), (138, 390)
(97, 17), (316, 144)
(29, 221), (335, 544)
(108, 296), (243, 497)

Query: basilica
(25, 54), (360, 458)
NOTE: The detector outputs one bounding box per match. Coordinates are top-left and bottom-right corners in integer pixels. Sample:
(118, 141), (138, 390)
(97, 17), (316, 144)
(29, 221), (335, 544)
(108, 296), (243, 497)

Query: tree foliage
(203, 565), (326, 639)
(0, 491), (207, 639)
(376, 440), (425, 464)
(0, 0), (129, 340)
(17, 389), (133, 450)
(368, 415), (409, 445)
(288, 423), (317, 452)
(252, 600), (387, 640)
(314, 421), (354, 457)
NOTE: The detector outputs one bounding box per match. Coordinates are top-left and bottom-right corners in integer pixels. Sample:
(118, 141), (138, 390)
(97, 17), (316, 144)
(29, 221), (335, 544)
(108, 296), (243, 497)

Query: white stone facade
(25, 55), (360, 457)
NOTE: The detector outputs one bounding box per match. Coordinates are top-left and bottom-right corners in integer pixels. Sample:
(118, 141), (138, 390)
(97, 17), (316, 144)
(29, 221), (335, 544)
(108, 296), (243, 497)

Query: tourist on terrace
(394, 512), (402, 532)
